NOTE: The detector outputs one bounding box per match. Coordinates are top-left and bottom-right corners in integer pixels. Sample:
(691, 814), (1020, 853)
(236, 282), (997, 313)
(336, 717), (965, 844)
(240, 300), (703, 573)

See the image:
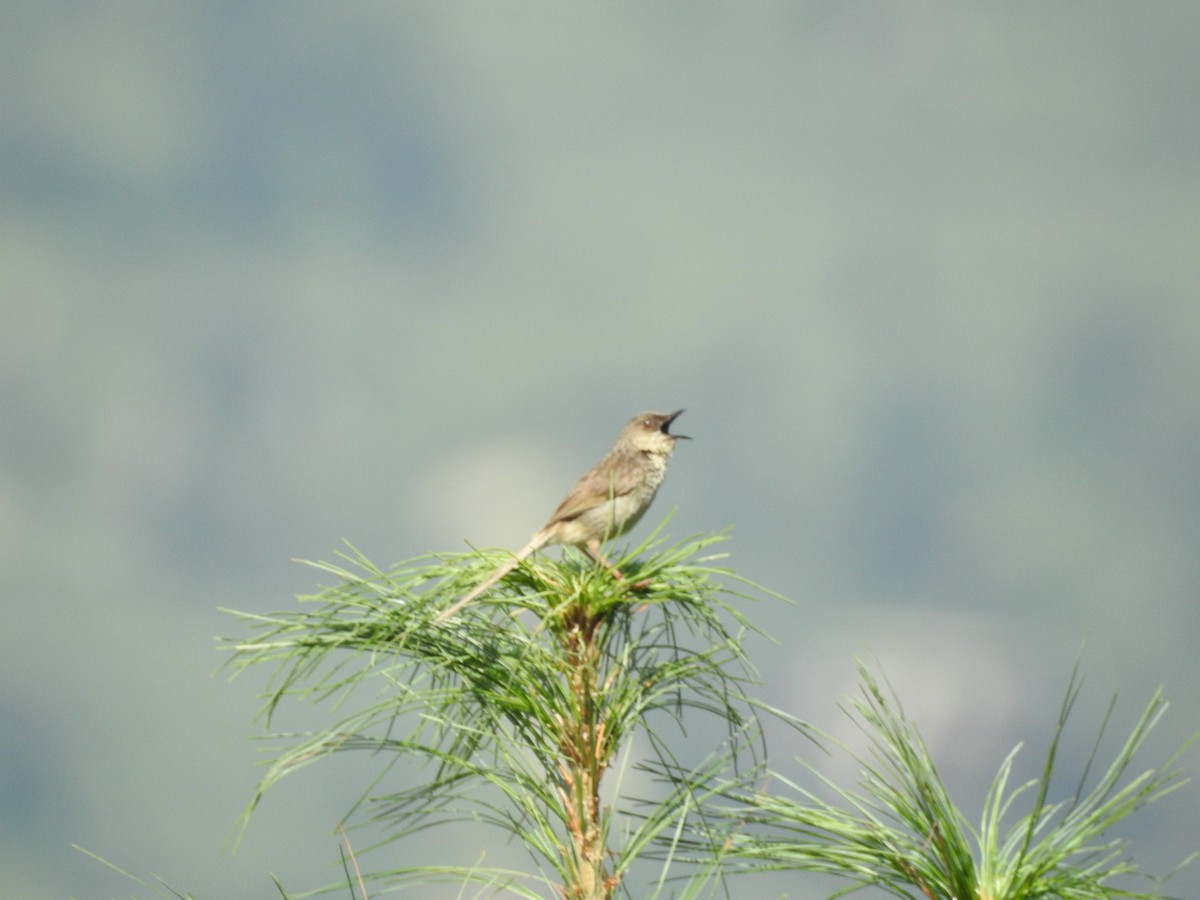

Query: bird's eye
(642, 419), (653, 429)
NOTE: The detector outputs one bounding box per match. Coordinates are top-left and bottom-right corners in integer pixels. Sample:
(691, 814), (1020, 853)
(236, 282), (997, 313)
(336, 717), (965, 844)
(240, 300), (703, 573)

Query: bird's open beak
(664, 409), (690, 439)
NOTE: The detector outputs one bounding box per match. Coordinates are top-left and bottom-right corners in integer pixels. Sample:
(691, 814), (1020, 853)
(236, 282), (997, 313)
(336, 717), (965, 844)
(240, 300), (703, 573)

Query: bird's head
(623, 409), (689, 454)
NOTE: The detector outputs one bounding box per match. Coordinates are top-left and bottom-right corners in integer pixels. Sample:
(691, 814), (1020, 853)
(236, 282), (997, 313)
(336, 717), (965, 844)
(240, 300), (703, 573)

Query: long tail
(435, 532), (546, 623)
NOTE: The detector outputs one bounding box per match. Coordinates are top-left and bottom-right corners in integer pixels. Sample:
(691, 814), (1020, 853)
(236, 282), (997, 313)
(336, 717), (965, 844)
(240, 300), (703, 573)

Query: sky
(3, 5), (1199, 898)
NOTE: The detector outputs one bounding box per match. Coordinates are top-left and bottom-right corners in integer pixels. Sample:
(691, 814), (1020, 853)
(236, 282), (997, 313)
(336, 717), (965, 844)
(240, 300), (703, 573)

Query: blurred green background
(3, 5), (1197, 898)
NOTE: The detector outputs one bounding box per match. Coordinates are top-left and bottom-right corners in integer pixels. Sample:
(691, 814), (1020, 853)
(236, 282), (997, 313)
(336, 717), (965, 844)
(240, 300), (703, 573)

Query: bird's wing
(547, 449), (643, 524)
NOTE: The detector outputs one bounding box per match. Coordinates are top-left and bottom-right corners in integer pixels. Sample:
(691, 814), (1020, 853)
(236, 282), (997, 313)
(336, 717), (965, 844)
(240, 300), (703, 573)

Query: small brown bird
(436, 410), (689, 622)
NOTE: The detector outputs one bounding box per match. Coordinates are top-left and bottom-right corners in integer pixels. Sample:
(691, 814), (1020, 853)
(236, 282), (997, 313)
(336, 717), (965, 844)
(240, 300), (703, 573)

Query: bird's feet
(600, 565), (651, 591)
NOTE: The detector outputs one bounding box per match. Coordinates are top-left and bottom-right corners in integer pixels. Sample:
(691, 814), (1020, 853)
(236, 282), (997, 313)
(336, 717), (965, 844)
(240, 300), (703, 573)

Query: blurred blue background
(3, 5), (1197, 898)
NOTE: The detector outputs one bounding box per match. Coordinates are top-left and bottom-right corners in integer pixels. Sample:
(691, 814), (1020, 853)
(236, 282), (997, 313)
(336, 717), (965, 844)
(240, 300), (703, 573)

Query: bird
(435, 410), (689, 622)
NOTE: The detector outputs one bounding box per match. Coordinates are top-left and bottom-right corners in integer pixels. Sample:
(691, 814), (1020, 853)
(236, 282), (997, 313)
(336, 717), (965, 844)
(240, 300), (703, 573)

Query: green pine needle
(701, 661), (1196, 900)
(220, 524), (771, 898)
